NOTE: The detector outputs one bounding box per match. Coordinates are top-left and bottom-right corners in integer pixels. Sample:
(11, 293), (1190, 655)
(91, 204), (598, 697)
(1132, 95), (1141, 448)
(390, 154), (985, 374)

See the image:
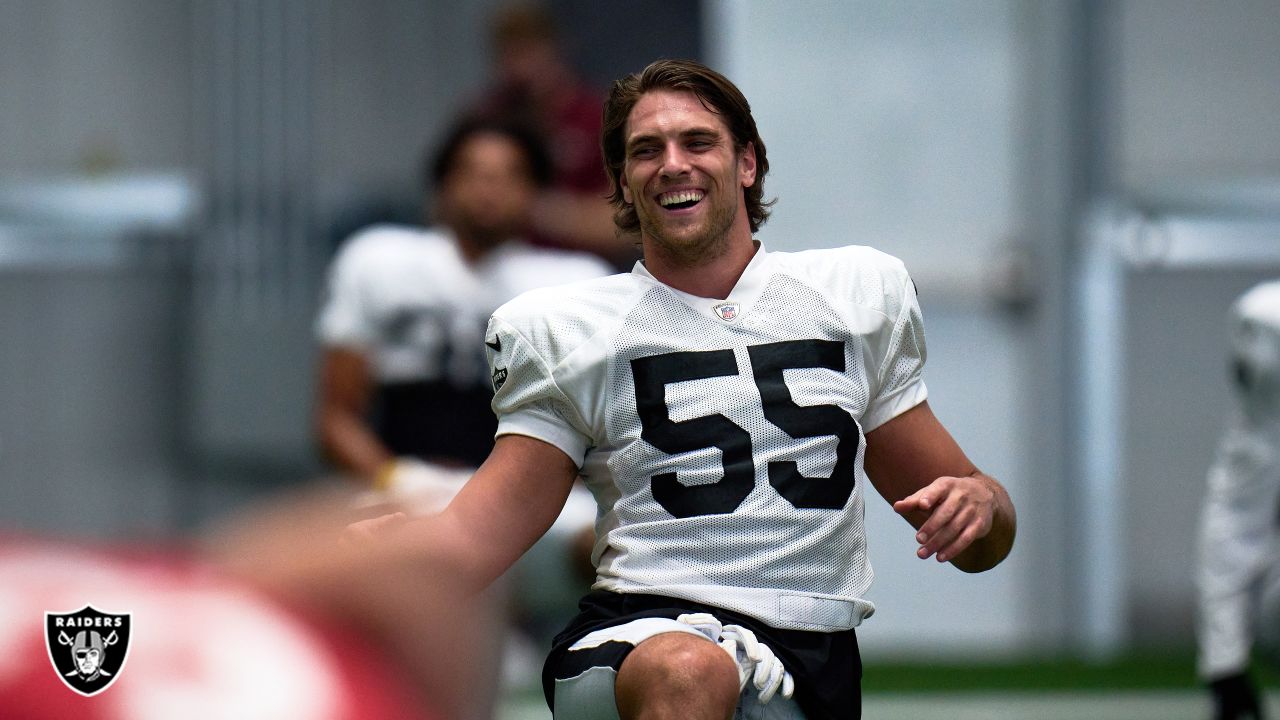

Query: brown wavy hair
(601, 59), (773, 234)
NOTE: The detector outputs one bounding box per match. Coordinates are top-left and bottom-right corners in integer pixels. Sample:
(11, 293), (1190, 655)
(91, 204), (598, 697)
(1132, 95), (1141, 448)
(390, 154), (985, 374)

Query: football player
(314, 116), (610, 499)
(1198, 280), (1280, 720)
(353, 58), (1017, 720)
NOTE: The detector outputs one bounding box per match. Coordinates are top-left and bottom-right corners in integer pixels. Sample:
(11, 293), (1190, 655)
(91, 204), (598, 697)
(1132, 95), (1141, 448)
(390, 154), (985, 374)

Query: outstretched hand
(340, 511), (408, 549)
(892, 473), (999, 564)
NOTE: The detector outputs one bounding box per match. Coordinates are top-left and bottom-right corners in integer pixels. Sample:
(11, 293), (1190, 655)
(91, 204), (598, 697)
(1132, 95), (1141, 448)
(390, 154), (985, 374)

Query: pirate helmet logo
(45, 606), (131, 696)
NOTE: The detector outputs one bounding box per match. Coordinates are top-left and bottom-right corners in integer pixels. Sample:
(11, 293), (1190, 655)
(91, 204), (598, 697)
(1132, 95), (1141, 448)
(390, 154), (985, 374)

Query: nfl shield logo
(45, 606), (131, 696)
(713, 302), (740, 321)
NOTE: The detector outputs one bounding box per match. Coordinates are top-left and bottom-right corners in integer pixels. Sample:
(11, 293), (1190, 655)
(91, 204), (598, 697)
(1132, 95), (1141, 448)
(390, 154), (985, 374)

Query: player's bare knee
(616, 632), (738, 719)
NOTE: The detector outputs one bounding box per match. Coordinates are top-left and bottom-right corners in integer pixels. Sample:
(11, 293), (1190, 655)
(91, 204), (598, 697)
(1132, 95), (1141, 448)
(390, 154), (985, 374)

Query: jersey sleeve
(315, 236), (377, 348)
(862, 270), (928, 432)
(485, 315), (594, 466)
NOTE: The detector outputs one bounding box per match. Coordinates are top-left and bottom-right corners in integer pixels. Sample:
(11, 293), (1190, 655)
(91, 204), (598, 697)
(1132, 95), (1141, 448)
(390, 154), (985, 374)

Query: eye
(687, 135), (718, 151)
(629, 146), (658, 159)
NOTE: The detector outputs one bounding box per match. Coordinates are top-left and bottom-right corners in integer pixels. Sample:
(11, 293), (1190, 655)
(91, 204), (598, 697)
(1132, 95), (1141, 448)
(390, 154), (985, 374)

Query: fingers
(891, 489), (933, 515)
(934, 521), (987, 564)
(366, 511), (408, 532)
(896, 476), (994, 563)
(755, 656), (784, 703)
(339, 511), (407, 549)
(914, 497), (968, 561)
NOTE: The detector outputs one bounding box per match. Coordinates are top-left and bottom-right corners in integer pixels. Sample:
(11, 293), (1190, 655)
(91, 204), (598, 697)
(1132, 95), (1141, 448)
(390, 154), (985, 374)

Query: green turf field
(863, 653), (1203, 692)
(863, 651), (1279, 692)
(498, 652), (1279, 720)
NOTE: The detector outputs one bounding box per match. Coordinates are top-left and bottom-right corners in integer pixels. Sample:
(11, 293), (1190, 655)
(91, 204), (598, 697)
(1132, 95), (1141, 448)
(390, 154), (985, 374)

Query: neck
(642, 232), (757, 299)
(452, 229), (500, 266)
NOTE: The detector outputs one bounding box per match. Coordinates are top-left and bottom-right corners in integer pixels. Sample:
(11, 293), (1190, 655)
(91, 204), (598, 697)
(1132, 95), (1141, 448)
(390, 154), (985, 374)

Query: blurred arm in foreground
(0, 487), (503, 720)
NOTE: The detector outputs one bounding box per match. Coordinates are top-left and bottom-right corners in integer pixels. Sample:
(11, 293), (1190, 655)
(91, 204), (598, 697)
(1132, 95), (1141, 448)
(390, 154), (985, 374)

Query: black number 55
(631, 339), (860, 518)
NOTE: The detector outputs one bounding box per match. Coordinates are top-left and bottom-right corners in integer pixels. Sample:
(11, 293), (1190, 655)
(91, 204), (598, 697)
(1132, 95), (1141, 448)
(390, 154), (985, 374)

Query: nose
(659, 143), (692, 178)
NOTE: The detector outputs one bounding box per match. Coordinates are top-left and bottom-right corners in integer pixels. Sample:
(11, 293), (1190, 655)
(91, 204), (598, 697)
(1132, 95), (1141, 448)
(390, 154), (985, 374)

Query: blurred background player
(1198, 280), (1280, 720)
(313, 116), (611, 702)
(470, 1), (637, 269)
(314, 116), (608, 500)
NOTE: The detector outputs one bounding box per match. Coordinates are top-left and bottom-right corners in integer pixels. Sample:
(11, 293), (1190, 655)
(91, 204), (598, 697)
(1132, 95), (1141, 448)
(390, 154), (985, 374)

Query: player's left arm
(863, 400), (1016, 573)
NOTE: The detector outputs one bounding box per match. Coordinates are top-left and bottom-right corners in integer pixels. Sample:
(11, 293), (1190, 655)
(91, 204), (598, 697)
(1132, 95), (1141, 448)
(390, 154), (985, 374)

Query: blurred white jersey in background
(1198, 280), (1280, 680)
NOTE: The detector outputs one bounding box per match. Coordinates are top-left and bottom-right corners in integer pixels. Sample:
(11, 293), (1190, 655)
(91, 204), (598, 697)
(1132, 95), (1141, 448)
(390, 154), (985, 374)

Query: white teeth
(659, 190), (705, 207)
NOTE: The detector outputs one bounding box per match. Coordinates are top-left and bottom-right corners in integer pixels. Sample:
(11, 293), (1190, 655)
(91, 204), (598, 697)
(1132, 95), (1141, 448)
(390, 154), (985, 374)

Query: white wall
(707, 2), (1024, 298)
(0, 0), (192, 174)
(1112, 0), (1280, 191)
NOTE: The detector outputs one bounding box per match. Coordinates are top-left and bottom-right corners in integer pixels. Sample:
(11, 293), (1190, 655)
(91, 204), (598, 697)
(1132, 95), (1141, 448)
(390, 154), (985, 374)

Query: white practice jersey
(316, 224), (612, 465)
(485, 243), (928, 632)
(317, 224), (611, 385)
(1198, 280), (1280, 679)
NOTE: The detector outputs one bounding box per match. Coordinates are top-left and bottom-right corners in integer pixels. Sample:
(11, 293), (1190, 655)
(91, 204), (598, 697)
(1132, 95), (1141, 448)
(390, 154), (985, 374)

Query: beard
(636, 192), (739, 266)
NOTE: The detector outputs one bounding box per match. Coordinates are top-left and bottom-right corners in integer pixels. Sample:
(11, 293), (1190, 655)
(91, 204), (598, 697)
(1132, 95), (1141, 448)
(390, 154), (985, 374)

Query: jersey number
(631, 339), (860, 518)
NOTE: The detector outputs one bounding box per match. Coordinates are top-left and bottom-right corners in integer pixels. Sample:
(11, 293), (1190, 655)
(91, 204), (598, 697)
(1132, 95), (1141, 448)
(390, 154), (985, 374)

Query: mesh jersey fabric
(486, 243), (927, 632)
(316, 224), (611, 464)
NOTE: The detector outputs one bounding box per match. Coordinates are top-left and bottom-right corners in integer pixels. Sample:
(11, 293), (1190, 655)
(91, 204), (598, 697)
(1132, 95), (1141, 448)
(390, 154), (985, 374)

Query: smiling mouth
(658, 189), (705, 211)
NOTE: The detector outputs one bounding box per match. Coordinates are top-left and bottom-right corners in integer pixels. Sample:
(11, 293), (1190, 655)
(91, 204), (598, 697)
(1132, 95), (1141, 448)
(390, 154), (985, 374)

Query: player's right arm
(364, 295), (594, 588)
(365, 433), (579, 590)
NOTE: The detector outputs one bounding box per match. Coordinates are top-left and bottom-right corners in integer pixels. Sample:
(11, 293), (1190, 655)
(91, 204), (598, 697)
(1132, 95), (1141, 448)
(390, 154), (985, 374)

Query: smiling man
(363, 59), (1016, 720)
(617, 92), (748, 264)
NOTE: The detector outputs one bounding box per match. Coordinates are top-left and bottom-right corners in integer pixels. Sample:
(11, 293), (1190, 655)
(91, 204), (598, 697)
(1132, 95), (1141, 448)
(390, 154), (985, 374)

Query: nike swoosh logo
(485, 337), (502, 352)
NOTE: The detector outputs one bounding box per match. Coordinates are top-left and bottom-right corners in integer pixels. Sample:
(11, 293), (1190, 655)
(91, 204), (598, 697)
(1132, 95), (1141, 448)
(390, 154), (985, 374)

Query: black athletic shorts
(543, 590), (862, 720)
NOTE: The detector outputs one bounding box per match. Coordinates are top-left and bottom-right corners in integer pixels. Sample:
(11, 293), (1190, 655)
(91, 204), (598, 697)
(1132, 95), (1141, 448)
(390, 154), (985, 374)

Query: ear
(738, 142), (757, 189)
(620, 172), (633, 205)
